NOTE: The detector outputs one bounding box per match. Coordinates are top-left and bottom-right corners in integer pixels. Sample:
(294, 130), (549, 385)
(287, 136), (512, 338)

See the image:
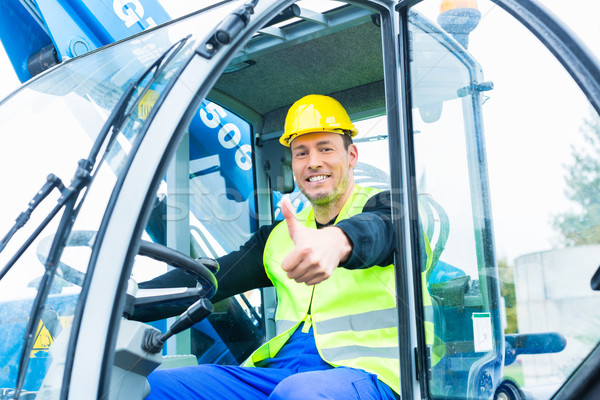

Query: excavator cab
(0, 1), (599, 399)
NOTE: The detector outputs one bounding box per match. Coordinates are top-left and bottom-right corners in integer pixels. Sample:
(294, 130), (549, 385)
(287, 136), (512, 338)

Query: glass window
(134, 99), (260, 364)
(0, 3), (248, 395)
(407, 7), (501, 398)
(408, 1), (600, 399)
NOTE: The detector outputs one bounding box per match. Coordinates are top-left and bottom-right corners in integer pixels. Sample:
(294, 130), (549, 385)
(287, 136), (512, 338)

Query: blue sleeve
(336, 190), (396, 269)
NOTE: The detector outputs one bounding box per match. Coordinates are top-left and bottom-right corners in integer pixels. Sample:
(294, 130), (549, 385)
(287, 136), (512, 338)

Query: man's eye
(321, 148), (332, 152)
(295, 152), (307, 157)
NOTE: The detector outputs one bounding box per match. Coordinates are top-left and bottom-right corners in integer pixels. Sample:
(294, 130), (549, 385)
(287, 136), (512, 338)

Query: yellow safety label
(30, 316), (71, 358)
(138, 89), (160, 120)
(31, 321), (53, 357)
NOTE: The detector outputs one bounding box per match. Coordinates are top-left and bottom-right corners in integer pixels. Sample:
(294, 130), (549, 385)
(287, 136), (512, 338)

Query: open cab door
(399, 0), (600, 399)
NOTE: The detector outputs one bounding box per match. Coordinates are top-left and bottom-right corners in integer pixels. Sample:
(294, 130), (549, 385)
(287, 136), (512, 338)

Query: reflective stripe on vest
(321, 345), (400, 362)
(314, 307), (398, 334)
(276, 310), (400, 336)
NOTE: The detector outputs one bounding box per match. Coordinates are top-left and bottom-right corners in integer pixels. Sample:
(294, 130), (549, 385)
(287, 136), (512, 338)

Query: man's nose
(307, 152), (322, 169)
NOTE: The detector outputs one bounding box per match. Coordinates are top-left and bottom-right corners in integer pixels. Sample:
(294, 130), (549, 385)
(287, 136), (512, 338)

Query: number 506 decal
(199, 102), (253, 171)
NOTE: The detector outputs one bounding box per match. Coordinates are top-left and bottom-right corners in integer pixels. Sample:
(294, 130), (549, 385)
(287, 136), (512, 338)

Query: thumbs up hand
(280, 198), (352, 285)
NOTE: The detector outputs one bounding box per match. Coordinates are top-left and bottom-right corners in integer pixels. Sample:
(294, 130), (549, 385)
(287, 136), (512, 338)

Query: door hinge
(414, 347), (420, 381)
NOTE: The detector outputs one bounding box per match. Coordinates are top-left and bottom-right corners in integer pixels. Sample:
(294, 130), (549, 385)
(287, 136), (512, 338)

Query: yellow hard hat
(280, 94), (358, 146)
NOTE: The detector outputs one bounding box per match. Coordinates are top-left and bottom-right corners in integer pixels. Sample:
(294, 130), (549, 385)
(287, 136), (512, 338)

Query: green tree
(553, 111), (600, 245)
(497, 258), (518, 334)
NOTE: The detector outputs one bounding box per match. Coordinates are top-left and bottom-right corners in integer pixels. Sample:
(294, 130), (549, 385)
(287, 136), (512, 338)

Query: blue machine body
(0, 0), (170, 82)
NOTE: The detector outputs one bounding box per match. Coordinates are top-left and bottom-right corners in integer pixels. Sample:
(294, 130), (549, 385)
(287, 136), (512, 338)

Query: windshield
(0, 2), (243, 396)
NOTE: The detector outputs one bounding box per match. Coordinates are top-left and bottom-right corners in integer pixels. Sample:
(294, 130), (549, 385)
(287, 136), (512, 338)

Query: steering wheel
(137, 240), (218, 298)
(36, 230), (219, 299)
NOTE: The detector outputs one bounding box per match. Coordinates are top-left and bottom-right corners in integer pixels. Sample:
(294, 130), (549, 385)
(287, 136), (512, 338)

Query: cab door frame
(491, 0), (600, 116)
(394, 0), (600, 399)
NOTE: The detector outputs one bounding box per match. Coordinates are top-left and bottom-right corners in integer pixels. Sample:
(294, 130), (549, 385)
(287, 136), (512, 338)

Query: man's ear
(348, 143), (358, 168)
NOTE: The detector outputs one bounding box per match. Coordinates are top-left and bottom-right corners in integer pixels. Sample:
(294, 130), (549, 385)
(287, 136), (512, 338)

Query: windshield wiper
(10, 35), (191, 400)
(0, 174), (65, 255)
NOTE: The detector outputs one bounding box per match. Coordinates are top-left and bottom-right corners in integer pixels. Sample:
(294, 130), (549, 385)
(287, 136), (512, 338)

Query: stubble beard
(301, 173), (350, 215)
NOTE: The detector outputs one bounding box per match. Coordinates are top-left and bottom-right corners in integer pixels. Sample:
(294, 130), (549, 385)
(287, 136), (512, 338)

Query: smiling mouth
(306, 174), (330, 183)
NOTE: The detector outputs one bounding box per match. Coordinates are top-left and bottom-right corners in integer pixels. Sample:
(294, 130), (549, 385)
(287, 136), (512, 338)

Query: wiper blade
(0, 35), (191, 284)
(0, 174), (65, 255)
(88, 34), (191, 169)
(10, 35), (191, 400)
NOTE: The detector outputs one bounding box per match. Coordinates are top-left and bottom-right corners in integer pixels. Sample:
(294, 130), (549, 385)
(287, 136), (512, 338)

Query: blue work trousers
(146, 327), (397, 400)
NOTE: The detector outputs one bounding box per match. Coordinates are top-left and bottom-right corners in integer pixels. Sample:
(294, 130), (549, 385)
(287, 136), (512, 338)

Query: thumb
(281, 197), (301, 241)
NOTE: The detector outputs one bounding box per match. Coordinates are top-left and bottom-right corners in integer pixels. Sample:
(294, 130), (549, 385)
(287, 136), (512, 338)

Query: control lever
(142, 298), (213, 354)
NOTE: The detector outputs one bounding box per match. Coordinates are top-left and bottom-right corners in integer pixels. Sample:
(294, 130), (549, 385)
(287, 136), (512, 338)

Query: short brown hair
(342, 131), (354, 150)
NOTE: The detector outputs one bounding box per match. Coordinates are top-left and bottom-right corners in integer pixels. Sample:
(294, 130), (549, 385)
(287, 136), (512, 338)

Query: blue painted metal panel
(189, 100), (255, 203)
(0, 0), (52, 82)
(0, 0), (171, 82)
(34, 0), (171, 59)
(0, 294), (78, 391)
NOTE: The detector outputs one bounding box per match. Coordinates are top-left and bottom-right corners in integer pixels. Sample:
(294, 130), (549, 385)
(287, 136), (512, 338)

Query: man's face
(290, 132), (358, 206)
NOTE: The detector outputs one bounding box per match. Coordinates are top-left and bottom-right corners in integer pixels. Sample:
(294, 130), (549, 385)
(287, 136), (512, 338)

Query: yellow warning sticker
(138, 89), (160, 120)
(31, 321), (53, 357)
(30, 316), (71, 358)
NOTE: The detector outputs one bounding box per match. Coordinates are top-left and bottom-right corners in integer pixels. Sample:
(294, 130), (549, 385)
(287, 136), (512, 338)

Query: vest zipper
(301, 314), (312, 333)
(302, 286), (316, 333)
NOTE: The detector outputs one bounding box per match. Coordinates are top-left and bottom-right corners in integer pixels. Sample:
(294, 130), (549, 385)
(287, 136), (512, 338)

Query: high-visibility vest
(244, 185), (420, 394)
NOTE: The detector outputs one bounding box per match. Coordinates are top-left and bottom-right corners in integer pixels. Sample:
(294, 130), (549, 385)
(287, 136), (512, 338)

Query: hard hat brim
(280, 127), (358, 147)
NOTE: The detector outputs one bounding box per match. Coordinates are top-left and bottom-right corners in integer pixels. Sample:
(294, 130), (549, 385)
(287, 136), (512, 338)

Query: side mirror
(591, 264), (600, 291)
(505, 332), (566, 366)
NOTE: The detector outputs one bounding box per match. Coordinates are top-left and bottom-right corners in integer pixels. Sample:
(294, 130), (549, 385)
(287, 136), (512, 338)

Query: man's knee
(269, 371), (340, 400)
(268, 368), (390, 400)
(270, 372), (317, 400)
